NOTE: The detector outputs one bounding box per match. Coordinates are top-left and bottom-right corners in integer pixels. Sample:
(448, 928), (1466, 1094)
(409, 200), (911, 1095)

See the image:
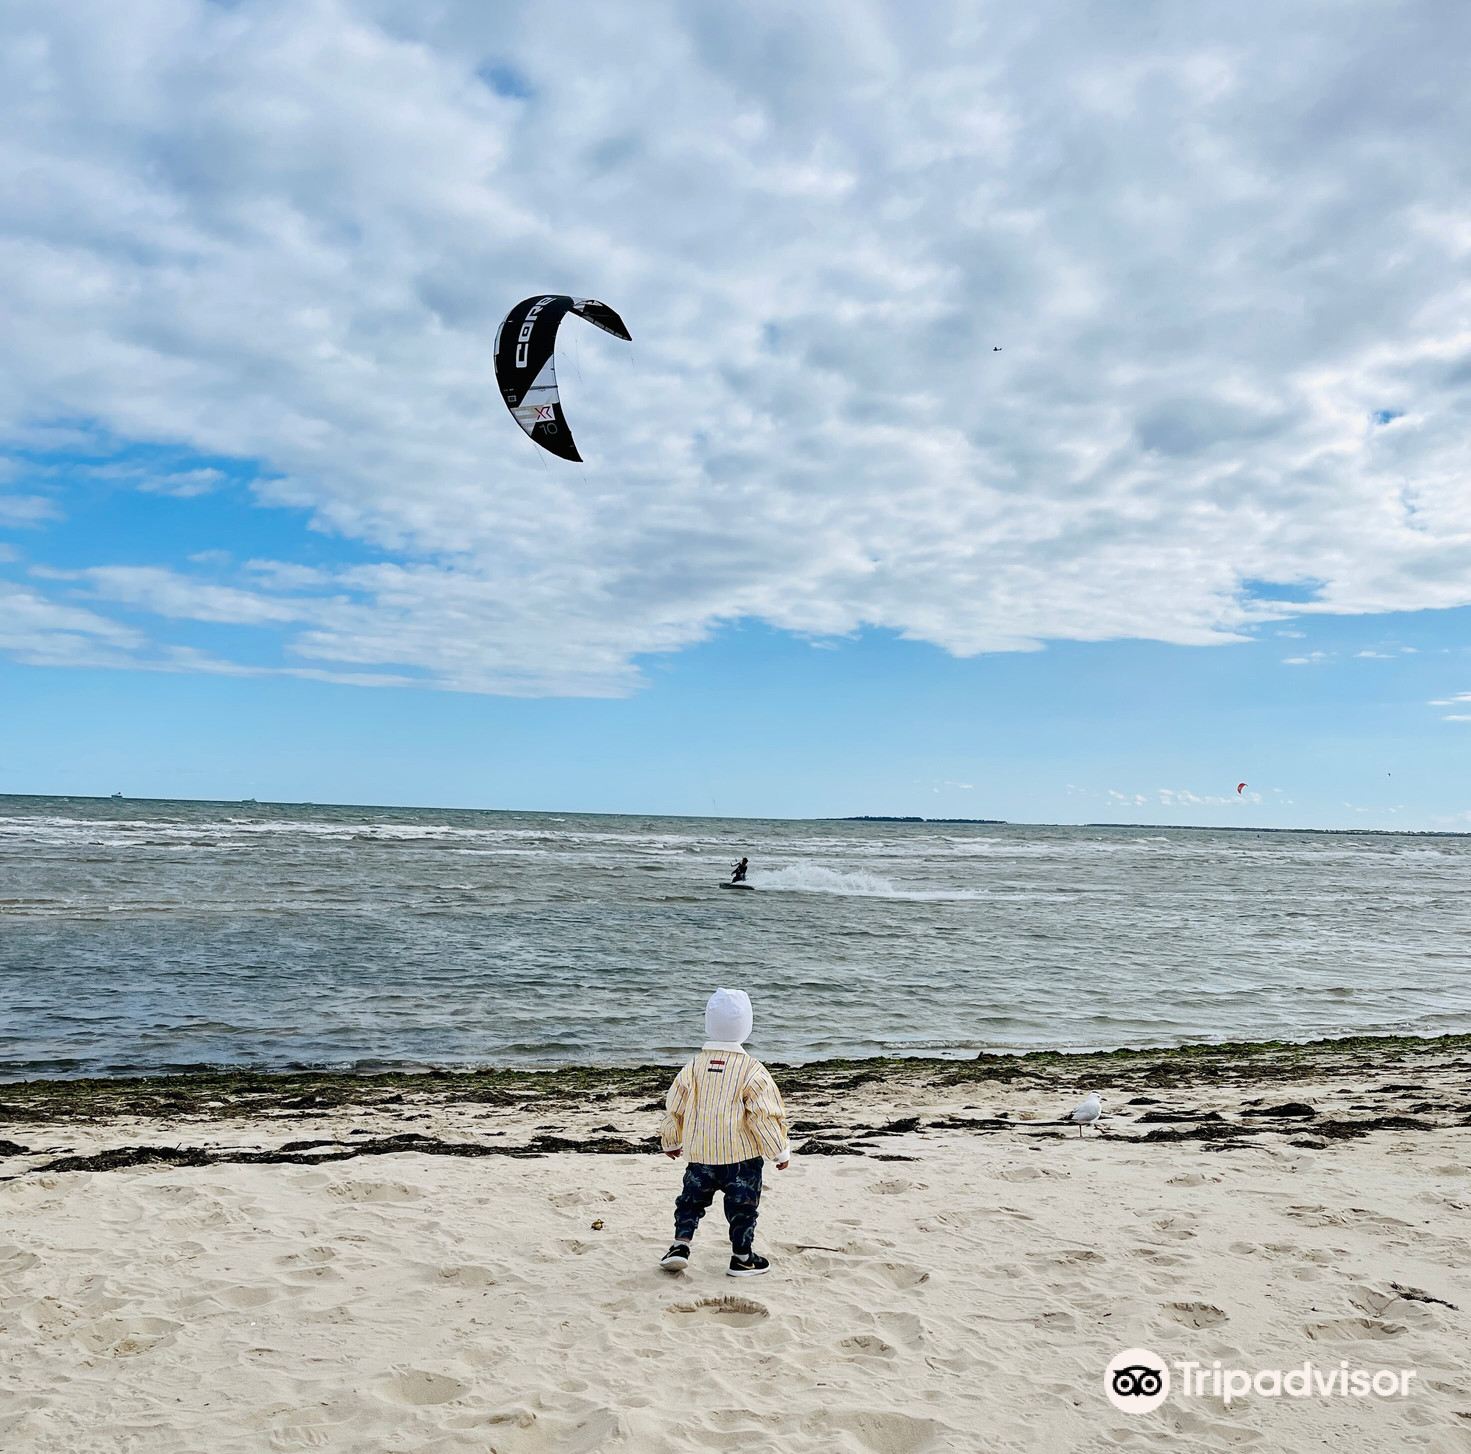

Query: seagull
(1069, 1091), (1104, 1136)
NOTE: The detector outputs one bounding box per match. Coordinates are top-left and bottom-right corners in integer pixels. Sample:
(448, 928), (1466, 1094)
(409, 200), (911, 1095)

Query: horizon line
(0, 791), (1464, 838)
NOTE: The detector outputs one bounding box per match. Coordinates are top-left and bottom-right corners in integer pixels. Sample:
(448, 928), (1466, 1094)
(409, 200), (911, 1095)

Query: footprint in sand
(1164, 1300), (1228, 1328)
(1131, 1246), (1188, 1267)
(264, 1404), (356, 1451)
(1148, 1215), (1198, 1242)
(838, 1333), (897, 1359)
(1303, 1316), (1408, 1343)
(374, 1368), (469, 1406)
(459, 1341), (513, 1372)
(276, 1245), (337, 1268)
(821, 1409), (949, 1453)
(282, 1170), (334, 1191)
(1030, 1248), (1104, 1267)
(666, 1295), (769, 1327)
(997, 1165), (1049, 1182)
(326, 1180), (421, 1204)
(211, 1284), (277, 1310)
(868, 1260), (931, 1289)
(1234, 1239), (1309, 1261)
(874, 1310), (925, 1344)
(867, 1178), (925, 1195)
(267, 1422), (334, 1450)
(429, 1263), (499, 1289)
(545, 1238), (597, 1256)
(549, 1189), (616, 1208)
(1032, 1309), (1077, 1332)
(76, 1316), (182, 1357)
(478, 1408), (537, 1430)
(1348, 1283), (1450, 1325)
(1283, 1204), (1345, 1228)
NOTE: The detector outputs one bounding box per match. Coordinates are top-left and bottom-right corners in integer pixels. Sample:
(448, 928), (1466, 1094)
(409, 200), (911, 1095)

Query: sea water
(2, 795), (1468, 1077)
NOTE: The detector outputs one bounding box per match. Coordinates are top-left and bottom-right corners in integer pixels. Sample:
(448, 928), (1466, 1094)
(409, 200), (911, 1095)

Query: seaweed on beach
(1387, 1283), (1459, 1311)
(29, 1128), (664, 1177)
(1140, 1114), (1433, 1144)
(15, 1099), (1455, 1179)
(0, 1063), (674, 1126)
(39, 1145), (216, 1173)
(1133, 1110), (1227, 1124)
(3, 1032), (1469, 1130)
(914, 1116), (1013, 1131)
(527, 1134), (654, 1155)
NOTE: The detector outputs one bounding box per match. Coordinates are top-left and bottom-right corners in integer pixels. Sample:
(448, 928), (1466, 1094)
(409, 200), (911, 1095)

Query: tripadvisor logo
(1104, 1347), (1417, 1412)
(1105, 1348), (1170, 1412)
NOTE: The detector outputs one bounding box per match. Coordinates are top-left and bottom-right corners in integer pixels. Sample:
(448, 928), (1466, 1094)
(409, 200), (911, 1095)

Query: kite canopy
(493, 295), (631, 462)
(1236, 782), (1248, 795)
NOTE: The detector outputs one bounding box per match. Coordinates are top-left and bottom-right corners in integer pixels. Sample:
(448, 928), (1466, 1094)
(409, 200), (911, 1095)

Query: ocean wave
(753, 863), (989, 901)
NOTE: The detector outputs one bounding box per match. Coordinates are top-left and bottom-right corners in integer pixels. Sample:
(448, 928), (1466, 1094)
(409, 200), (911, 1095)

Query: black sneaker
(659, 1242), (691, 1271)
(727, 1251), (770, 1278)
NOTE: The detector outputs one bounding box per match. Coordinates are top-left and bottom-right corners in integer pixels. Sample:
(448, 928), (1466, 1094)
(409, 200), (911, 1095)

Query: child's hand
(776, 1160), (790, 1170)
(664, 1148), (681, 1160)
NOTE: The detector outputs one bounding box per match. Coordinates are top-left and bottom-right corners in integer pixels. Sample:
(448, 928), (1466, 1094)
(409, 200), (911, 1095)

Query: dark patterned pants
(673, 1156), (764, 1253)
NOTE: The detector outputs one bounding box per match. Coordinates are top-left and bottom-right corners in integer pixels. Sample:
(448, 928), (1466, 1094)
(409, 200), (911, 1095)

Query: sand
(2, 1045), (1469, 1453)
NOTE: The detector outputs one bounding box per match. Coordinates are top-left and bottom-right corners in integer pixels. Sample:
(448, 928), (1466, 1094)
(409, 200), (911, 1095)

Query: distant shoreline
(836, 815), (1008, 825)
(2, 792), (1464, 836)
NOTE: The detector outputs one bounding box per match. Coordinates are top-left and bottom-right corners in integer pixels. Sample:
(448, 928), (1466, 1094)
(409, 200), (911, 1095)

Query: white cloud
(0, 579), (145, 666)
(0, 493), (59, 526)
(35, 564), (309, 626)
(2, 3), (1471, 693)
(0, 576), (414, 686)
(137, 467), (226, 498)
(1106, 789), (1148, 806)
(1157, 785), (1258, 807)
(1356, 643), (1420, 658)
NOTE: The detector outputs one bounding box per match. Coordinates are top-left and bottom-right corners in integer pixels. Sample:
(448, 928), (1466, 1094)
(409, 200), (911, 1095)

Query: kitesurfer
(730, 857), (749, 884)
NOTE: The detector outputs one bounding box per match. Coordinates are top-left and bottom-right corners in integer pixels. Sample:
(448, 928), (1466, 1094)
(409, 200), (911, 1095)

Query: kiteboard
(720, 881), (755, 892)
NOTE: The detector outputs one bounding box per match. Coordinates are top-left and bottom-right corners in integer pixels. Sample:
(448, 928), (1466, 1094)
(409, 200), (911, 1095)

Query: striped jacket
(659, 1047), (790, 1165)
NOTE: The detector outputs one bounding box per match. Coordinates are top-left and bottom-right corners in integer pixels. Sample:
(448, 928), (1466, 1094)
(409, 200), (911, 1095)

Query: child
(658, 987), (790, 1276)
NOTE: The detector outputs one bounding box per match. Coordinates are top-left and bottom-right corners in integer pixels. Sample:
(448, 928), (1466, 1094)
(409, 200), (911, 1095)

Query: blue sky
(3, 2), (1470, 829)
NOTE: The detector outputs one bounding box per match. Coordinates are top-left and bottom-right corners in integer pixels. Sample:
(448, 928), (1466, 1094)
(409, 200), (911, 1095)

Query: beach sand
(2, 1039), (1469, 1452)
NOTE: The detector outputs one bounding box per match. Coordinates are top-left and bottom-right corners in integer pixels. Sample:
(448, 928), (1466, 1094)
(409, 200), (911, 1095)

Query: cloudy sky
(2, 0), (1469, 825)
